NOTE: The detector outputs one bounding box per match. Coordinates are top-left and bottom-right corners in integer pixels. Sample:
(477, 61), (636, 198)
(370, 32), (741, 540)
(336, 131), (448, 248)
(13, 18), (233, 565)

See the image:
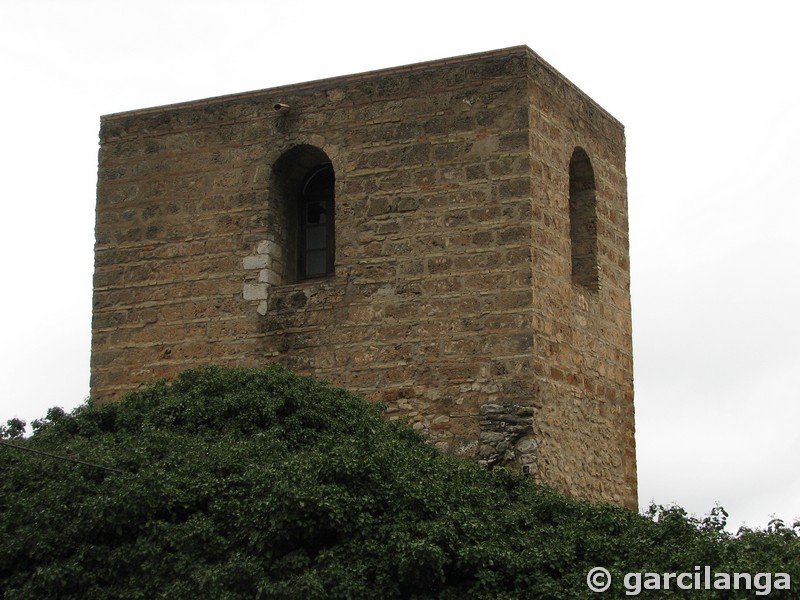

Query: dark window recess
(299, 164), (335, 278)
(569, 148), (599, 291)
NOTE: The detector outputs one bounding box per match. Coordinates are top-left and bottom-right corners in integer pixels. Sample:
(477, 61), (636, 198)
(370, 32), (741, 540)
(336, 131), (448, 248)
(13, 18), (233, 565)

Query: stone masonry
(92, 46), (637, 509)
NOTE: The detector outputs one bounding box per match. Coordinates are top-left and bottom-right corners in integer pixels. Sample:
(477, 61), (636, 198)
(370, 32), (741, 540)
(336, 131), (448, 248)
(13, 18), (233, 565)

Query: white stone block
(256, 240), (282, 258)
(243, 283), (269, 300)
(262, 269), (282, 286)
(243, 254), (271, 270)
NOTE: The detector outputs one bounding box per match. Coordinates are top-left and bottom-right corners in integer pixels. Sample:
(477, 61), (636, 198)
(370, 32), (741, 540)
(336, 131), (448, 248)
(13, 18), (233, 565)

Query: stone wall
(92, 46), (637, 509)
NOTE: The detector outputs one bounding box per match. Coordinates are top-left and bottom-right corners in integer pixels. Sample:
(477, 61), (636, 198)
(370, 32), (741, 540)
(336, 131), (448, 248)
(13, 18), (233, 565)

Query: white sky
(1, 0), (798, 531)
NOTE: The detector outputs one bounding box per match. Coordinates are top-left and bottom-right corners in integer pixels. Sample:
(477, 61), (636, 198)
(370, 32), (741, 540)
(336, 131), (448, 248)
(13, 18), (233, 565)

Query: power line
(0, 439), (125, 474)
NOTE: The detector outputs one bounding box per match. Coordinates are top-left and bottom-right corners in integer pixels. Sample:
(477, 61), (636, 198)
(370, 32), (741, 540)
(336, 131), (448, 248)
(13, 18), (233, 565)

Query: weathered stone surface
(92, 46), (636, 510)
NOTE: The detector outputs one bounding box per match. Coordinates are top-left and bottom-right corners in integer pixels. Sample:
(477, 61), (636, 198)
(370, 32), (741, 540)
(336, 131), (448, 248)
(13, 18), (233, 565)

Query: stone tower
(92, 46), (637, 509)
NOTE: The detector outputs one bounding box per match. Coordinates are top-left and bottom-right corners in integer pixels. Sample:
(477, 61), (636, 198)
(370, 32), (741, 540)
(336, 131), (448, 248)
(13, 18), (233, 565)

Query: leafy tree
(1, 366), (797, 599)
(0, 418), (26, 440)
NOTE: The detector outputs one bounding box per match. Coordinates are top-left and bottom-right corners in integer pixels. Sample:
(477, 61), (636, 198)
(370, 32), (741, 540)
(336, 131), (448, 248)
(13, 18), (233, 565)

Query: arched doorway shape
(272, 145), (335, 283)
(569, 147), (599, 291)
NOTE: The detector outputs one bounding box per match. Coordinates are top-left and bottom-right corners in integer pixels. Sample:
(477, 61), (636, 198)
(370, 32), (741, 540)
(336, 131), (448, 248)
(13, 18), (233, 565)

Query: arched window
(569, 147), (599, 291)
(270, 145), (335, 283)
(298, 164), (335, 278)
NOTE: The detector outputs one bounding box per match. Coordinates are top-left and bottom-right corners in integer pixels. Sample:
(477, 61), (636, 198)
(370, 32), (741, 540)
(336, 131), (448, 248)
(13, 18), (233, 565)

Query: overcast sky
(1, 0), (797, 532)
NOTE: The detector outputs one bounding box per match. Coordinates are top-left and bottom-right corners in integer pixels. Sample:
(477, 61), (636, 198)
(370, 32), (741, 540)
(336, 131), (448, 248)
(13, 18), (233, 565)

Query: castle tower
(92, 46), (637, 509)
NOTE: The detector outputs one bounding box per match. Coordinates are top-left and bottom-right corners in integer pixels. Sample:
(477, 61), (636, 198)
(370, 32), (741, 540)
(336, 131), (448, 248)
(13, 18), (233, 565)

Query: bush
(1, 366), (797, 598)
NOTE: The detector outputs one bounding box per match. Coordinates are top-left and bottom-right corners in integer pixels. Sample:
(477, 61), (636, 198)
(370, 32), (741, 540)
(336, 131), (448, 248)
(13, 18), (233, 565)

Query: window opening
(299, 163), (335, 278)
(569, 148), (599, 291)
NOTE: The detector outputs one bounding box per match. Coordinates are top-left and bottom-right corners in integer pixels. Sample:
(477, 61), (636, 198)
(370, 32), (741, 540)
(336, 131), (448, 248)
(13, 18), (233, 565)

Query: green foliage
(1, 366), (798, 599)
(0, 417), (26, 440)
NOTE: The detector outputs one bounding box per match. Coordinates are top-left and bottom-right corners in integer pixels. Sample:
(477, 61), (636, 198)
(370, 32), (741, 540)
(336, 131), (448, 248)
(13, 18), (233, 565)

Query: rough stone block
(243, 283), (268, 301)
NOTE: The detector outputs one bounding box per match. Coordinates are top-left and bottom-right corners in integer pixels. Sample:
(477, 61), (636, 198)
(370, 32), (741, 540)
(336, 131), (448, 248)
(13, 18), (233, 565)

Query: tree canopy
(1, 366), (797, 599)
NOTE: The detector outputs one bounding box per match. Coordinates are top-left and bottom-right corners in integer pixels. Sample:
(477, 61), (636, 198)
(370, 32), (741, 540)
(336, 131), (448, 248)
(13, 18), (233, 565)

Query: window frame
(297, 163), (335, 279)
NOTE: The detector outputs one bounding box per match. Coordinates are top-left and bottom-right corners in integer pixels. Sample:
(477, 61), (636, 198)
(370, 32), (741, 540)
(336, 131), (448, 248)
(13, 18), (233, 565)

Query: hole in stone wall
(569, 147), (599, 291)
(271, 145), (335, 283)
